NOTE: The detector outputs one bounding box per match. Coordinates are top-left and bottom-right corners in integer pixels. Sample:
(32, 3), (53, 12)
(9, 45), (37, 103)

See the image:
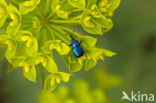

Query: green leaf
(42, 56), (58, 73)
(51, 0), (69, 19)
(11, 56), (25, 67)
(85, 59), (97, 71)
(81, 11), (103, 35)
(7, 5), (21, 35)
(87, 0), (97, 8)
(67, 0), (86, 8)
(78, 36), (97, 47)
(51, 0), (60, 12)
(44, 74), (57, 91)
(69, 62), (82, 72)
(42, 40), (70, 55)
(0, 35), (10, 41)
(85, 48), (103, 59)
(0, 0), (8, 27)
(58, 42), (71, 55)
(5, 47), (16, 62)
(25, 37), (38, 56)
(57, 72), (71, 82)
(103, 49), (116, 57)
(32, 16), (41, 32)
(108, 0), (121, 11)
(16, 30), (32, 37)
(82, 20), (102, 35)
(16, 31), (38, 56)
(92, 17), (113, 30)
(23, 65), (36, 82)
(5, 40), (17, 62)
(19, 0), (40, 15)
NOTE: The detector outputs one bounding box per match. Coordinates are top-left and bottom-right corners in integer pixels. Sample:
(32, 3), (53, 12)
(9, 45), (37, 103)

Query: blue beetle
(69, 35), (84, 58)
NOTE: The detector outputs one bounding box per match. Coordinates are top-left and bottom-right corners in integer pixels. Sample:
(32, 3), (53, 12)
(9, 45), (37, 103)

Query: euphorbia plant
(0, 0), (120, 92)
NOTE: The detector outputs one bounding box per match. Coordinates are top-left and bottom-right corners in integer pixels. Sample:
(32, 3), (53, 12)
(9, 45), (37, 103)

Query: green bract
(0, 0), (120, 92)
(7, 5), (21, 35)
(44, 72), (71, 91)
(19, 0), (40, 15)
(0, 0), (8, 27)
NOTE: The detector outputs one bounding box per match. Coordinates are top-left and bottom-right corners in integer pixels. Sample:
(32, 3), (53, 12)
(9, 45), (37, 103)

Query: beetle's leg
(68, 44), (72, 46)
(79, 40), (82, 45)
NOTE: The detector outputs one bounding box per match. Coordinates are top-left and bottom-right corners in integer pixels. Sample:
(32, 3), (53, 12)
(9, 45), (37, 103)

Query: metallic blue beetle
(69, 35), (84, 58)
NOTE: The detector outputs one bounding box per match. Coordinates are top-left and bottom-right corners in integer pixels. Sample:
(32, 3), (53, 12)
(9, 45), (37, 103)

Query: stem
(49, 24), (70, 44)
(44, 0), (52, 15)
(37, 67), (44, 90)
(47, 12), (55, 19)
(45, 24), (55, 40)
(70, 8), (84, 12)
(55, 25), (80, 36)
(50, 19), (80, 25)
(71, 15), (82, 20)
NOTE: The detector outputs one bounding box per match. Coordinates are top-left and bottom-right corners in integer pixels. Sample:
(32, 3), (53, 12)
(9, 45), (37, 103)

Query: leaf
(0, 35), (10, 41)
(81, 11), (103, 35)
(51, 0), (69, 19)
(16, 31), (38, 56)
(11, 56), (25, 67)
(51, 0), (60, 12)
(5, 47), (16, 62)
(44, 74), (57, 91)
(23, 65), (36, 82)
(42, 56), (58, 73)
(82, 20), (102, 35)
(108, 0), (121, 11)
(92, 17), (113, 29)
(85, 59), (97, 71)
(78, 36), (97, 47)
(103, 49), (116, 57)
(25, 37), (38, 56)
(32, 16), (41, 32)
(67, 0), (86, 8)
(87, 0), (97, 8)
(85, 48), (103, 59)
(69, 62), (82, 72)
(42, 40), (70, 55)
(5, 40), (17, 62)
(0, 0), (8, 27)
(19, 0), (40, 15)
(57, 72), (71, 82)
(59, 42), (71, 55)
(7, 5), (21, 35)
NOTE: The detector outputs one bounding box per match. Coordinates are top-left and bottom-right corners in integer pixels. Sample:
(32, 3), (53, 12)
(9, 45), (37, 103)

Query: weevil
(69, 35), (84, 58)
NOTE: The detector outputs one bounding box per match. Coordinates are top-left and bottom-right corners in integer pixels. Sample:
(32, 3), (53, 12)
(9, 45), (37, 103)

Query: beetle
(69, 35), (84, 58)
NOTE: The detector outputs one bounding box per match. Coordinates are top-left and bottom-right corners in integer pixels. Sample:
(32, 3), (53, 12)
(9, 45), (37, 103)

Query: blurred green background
(0, 0), (156, 103)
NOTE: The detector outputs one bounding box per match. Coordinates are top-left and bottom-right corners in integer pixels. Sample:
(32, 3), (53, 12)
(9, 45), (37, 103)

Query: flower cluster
(39, 69), (122, 103)
(0, 0), (120, 91)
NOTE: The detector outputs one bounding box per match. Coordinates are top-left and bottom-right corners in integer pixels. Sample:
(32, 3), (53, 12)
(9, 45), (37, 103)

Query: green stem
(70, 8), (84, 12)
(55, 25), (80, 36)
(37, 67), (44, 90)
(44, 0), (52, 15)
(71, 15), (82, 20)
(45, 24), (55, 40)
(49, 24), (70, 44)
(50, 19), (80, 25)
